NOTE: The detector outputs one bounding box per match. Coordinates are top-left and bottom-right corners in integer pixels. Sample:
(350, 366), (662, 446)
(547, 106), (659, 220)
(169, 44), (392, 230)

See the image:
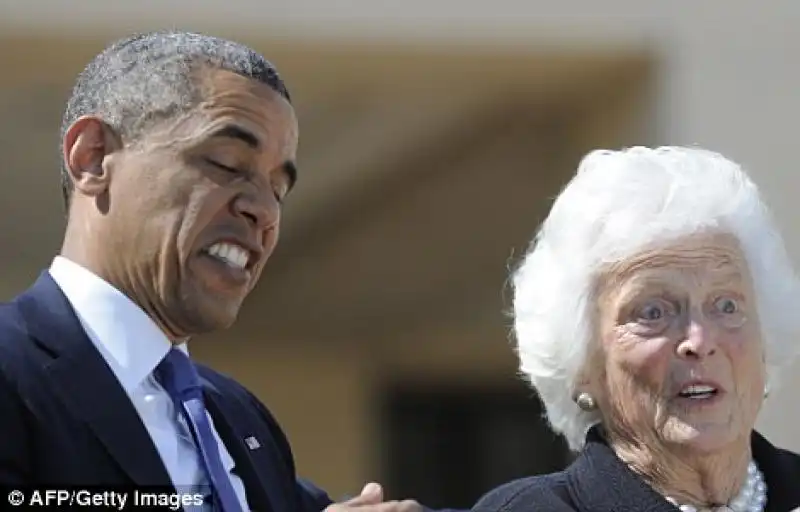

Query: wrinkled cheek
(604, 367), (659, 433)
(259, 225), (280, 264)
(268, 224), (280, 245)
(737, 365), (766, 425)
(730, 335), (767, 423)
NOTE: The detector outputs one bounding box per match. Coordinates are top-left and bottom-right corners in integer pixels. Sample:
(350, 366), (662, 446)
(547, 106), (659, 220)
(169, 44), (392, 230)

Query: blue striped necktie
(155, 348), (243, 512)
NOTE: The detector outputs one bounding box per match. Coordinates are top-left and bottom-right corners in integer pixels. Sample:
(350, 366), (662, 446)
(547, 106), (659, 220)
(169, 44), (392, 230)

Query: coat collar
(16, 271), (174, 486)
(16, 271), (294, 510)
(15, 272), (293, 512)
(565, 425), (800, 512)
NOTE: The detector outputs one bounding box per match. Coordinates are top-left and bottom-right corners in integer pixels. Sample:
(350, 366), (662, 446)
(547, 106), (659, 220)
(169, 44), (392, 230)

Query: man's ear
(62, 116), (121, 197)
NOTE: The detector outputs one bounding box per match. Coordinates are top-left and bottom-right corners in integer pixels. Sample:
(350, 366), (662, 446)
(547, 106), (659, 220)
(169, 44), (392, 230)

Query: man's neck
(58, 244), (186, 345)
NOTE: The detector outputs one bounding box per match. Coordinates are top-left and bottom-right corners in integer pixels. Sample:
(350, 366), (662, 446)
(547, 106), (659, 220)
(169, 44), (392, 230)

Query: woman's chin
(661, 420), (740, 454)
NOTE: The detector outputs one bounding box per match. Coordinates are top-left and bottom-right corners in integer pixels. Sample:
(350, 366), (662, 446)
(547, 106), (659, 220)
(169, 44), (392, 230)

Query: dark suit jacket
(0, 272), (339, 511)
(473, 425), (800, 512)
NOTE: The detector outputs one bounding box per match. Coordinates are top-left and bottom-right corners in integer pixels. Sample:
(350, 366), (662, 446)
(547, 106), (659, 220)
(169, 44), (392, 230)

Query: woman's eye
(641, 305), (663, 321)
(635, 300), (671, 323)
(714, 296), (739, 314)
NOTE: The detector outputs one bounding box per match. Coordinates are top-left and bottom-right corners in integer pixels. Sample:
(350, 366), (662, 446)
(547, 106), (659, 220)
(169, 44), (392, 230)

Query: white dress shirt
(49, 256), (250, 511)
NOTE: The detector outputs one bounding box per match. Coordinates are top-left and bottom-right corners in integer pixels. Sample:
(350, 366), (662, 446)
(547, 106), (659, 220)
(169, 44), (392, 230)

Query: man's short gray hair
(59, 30), (291, 209)
(511, 146), (800, 451)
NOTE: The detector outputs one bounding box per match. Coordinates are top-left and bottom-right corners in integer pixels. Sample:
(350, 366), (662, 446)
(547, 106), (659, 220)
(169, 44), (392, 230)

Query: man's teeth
(679, 384), (717, 398)
(207, 243), (249, 270)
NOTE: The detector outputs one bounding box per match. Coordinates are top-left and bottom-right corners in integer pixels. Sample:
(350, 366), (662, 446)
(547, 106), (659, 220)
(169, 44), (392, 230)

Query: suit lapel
(202, 379), (290, 512)
(17, 272), (173, 487)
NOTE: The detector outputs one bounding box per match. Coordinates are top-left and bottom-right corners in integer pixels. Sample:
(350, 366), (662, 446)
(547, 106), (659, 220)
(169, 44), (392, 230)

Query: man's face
(97, 68), (298, 336)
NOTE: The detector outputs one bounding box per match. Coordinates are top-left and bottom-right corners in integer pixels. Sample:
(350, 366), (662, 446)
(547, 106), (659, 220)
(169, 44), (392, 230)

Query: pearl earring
(576, 392), (596, 411)
(764, 384), (770, 399)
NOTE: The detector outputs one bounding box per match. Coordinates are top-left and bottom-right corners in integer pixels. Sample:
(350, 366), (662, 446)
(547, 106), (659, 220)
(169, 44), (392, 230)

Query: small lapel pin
(244, 436), (261, 450)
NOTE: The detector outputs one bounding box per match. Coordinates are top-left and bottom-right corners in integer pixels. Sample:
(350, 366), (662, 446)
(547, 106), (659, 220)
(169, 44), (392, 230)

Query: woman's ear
(574, 361), (595, 391)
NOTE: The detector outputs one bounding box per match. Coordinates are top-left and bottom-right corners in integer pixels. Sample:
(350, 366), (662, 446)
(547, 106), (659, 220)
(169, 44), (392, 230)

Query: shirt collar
(48, 255), (187, 394)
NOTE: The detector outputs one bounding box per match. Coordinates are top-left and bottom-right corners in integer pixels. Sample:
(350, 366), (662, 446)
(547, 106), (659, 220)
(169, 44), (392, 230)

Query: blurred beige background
(0, 1), (797, 508)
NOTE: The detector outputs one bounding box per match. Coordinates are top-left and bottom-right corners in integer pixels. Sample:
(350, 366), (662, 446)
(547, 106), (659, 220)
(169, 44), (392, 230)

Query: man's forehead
(196, 67), (290, 105)
(148, 74), (296, 146)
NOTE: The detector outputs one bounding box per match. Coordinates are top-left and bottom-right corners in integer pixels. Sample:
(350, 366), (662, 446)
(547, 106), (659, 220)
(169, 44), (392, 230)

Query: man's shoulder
(196, 363), (302, 475)
(472, 472), (575, 512)
(0, 277), (56, 354)
(0, 296), (27, 336)
(0, 297), (37, 372)
(196, 364), (250, 397)
(196, 364), (267, 411)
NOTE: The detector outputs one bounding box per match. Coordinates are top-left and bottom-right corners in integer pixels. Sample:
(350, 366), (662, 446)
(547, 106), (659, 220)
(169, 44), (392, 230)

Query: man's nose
(232, 190), (278, 229)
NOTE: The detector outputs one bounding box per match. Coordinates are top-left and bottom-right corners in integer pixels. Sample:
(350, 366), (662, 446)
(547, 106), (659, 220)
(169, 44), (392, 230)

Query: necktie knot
(155, 348), (202, 400)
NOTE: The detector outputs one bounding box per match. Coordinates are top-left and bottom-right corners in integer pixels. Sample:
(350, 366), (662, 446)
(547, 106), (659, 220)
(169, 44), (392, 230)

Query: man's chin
(183, 295), (244, 334)
(180, 268), (250, 332)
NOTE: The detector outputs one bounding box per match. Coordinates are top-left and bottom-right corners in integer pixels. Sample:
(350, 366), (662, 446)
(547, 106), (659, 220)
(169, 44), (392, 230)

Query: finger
(358, 500), (422, 512)
(325, 499), (422, 512)
(361, 482), (383, 501)
(343, 482), (383, 505)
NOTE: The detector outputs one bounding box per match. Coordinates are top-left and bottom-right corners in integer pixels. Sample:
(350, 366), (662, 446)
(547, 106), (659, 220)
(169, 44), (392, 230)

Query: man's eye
(273, 180), (291, 204)
(205, 158), (240, 173)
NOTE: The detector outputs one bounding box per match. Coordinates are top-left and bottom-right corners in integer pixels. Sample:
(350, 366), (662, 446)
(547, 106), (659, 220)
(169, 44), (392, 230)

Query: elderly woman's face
(592, 231), (766, 454)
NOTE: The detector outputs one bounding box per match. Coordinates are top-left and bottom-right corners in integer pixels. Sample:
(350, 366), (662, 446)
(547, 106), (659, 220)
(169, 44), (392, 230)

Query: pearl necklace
(665, 461), (767, 512)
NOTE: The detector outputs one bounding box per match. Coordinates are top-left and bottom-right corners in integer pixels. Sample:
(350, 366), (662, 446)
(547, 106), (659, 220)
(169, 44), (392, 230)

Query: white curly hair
(511, 146), (800, 451)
